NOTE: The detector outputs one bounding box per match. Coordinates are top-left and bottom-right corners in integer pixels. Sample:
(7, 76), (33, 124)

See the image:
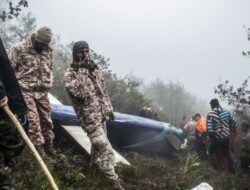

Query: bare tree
(0, 0), (28, 22)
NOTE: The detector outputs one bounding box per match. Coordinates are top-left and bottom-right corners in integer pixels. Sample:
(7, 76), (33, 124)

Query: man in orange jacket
(194, 113), (207, 157)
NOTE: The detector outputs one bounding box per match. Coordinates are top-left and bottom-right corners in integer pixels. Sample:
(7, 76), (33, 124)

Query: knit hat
(35, 27), (52, 44)
(72, 41), (89, 58)
(73, 41), (89, 52)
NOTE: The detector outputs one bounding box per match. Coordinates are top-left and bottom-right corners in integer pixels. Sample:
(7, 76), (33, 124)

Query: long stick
(3, 105), (59, 190)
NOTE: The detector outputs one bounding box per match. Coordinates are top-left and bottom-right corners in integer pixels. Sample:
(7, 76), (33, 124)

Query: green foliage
(105, 73), (151, 115)
(91, 50), (111, 74)
(143, 79), (209, 124)
(183, 153), (200, 173)
(119, 151), (250, 190)
(50, 37), (73, 105)
(215, 78), (250, 121)
(12, 148), (114, 190)
(10, 146), (250, 190)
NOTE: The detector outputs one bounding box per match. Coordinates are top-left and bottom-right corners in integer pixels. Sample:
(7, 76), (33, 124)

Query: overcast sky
(29, 0), (250, 100)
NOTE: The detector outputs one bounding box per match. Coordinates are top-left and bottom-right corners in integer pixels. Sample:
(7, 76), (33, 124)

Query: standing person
(194, 113), (207, 157)
(9, 27), (56, 156)
(183, 117), (196, 150)
(64, 41), (124, 190)
(179, 116), (188, 130)
(207, 98), (236, 173)
(240, 121), (250, 172)
(0, 37), (28, 189)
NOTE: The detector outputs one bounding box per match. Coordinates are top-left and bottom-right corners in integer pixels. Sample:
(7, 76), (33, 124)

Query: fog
(30, 0), (250, 100)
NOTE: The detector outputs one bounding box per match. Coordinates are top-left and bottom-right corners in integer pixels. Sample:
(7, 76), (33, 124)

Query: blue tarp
(51, 104), (184, 156)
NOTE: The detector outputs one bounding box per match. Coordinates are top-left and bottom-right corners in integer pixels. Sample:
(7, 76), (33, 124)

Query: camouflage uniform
(64, 66), (118, 182)
(9, 34), (54, 146)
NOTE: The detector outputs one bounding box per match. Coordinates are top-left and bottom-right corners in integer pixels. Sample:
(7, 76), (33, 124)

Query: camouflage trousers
(87, 124), (118, 182)
(22, 92), (54, 146)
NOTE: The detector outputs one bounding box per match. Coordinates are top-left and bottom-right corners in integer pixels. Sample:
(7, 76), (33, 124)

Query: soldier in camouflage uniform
(64, 41), (124, 190)
(9, 27), (56, 156)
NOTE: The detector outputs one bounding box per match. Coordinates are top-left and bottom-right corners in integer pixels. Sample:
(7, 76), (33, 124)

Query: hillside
(10, 145), (250, 190)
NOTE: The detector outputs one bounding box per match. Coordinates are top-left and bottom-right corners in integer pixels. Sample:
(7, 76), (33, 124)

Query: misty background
(2, 2), (250, 189)
(1, 0), (250, 124)
(29, 0), (250, 100)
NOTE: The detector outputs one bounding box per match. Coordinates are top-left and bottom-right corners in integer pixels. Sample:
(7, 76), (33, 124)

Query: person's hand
(78, 54), (89, 67)
(107, 112), (115, 121)
(77, 50), (90, 66)
(0, 96), (8, 107)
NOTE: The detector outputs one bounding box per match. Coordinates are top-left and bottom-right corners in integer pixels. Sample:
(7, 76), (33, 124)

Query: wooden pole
(3, 105), (59, 190)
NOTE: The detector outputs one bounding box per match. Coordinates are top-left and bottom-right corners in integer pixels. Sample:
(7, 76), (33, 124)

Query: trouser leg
(36, 94), (54, 144)
(208, 140), (219, 170)
(222, 138), (235, 173)
(22, 93), (44, 146)
(88, 126), (118, 181)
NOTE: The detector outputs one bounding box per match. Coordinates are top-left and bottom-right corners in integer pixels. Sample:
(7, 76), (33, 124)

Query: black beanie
(72, 41), (89, 58)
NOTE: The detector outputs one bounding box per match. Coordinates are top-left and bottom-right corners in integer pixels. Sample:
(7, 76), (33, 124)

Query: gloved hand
(85, 60), (98, 72)
(107, 112), (115, 121)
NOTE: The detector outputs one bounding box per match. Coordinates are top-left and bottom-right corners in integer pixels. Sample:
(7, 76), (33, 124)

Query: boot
(111, 178), (125, 190)
(44, 142), (57, 157)
(35, 145), (46, 158)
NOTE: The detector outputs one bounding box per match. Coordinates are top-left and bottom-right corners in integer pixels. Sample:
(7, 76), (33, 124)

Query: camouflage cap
(35, 26), (52, 45)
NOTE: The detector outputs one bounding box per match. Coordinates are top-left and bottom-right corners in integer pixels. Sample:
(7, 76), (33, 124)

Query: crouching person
(64, 41), (124, 190)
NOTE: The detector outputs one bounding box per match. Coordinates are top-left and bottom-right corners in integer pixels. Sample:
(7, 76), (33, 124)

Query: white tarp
(61, 125), (130, 166)
(191, 182), (213, 190)
(48, 93), (62, 105)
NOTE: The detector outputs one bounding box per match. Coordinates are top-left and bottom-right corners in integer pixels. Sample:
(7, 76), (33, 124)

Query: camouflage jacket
(64, 65), (113, 132)
(9, 34), (53, 99)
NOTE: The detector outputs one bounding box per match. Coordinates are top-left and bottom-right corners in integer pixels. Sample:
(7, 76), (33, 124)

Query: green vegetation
(183, 153), (200, 174)
(8, 147), (250, 190)
(1, 2), (250, 190)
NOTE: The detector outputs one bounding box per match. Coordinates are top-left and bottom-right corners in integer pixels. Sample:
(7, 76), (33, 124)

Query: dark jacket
(0, 38), (27, 118)
(0, 80), (6, 100)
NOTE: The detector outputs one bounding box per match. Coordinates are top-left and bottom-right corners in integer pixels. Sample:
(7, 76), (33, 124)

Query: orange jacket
(196, 117), (207, 133)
